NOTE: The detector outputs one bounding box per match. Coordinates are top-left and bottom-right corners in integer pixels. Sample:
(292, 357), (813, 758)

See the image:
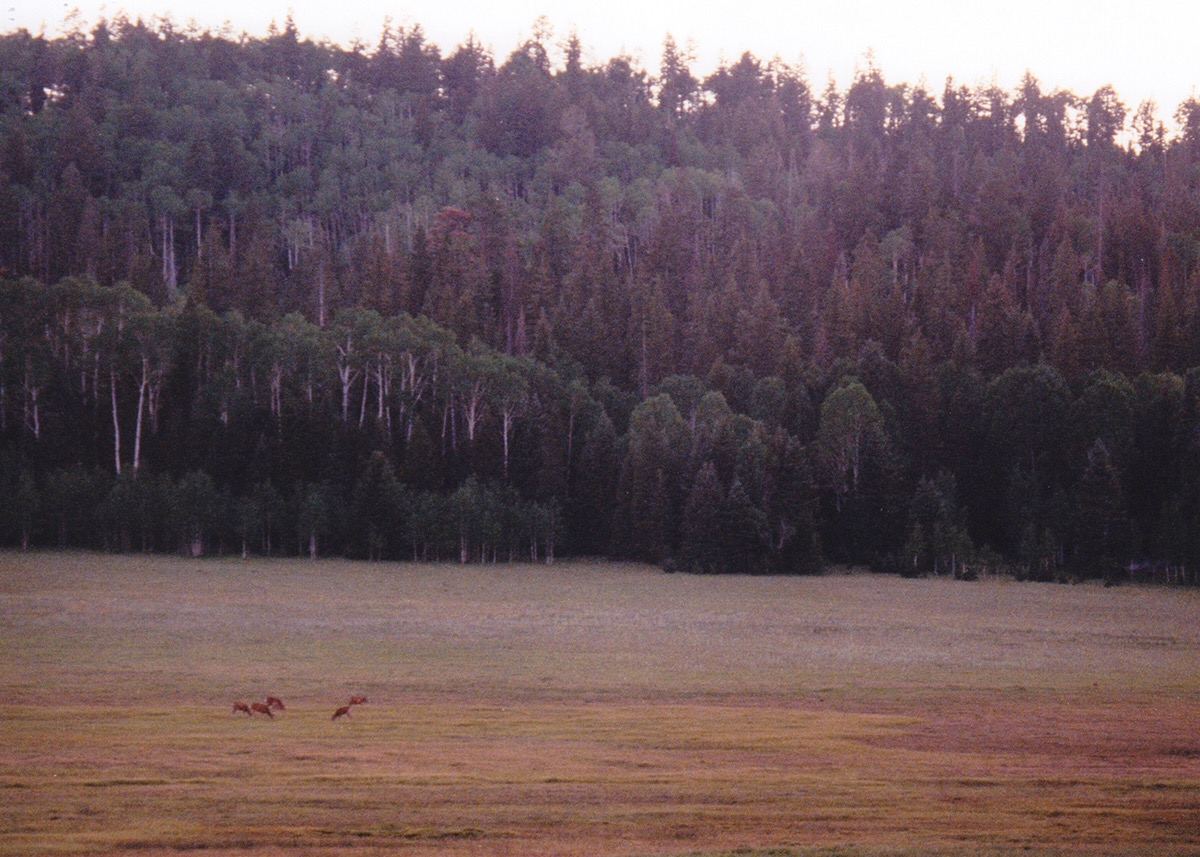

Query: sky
(8, 0), (1199, 120)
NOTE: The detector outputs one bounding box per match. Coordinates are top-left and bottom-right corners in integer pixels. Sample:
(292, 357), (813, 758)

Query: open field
(1, 552), (1198, 857)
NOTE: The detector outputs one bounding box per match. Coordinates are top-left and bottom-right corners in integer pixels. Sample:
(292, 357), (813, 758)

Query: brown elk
(250, 702), (274, 718)
(232, 701), (252, 715)
(331, 705), (351, 721)
(348, 695), (367, 706)
(265, 696), (285, 711)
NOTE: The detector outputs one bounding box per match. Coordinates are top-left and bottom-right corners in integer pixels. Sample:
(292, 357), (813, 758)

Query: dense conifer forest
(3, 15), (1200, 582)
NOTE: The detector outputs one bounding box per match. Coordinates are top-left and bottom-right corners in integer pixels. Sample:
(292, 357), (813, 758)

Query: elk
(265, 696), (285, 711)
(250, 702), (274, 718)
(331, 705), (352, 721)
(348, 695), (367, 706)
(232, 701), (252, 715)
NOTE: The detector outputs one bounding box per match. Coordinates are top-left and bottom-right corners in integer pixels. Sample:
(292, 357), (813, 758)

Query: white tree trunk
(110, 367), (121, 475)
(133, 355), (148, 473)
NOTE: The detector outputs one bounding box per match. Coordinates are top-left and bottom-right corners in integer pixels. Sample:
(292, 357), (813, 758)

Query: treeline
(2, 17), (1200, 580)
(8, 460), (563, 564)
(5, 275), (1200, 584)
(0, 276), (803, 570)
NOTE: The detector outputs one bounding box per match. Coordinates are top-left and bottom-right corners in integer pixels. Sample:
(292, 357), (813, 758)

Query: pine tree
(352, 451), (403, 560)
(1071, 439), (1128, 582)
(719, 477), (768, 574)
(679, 461), (724, 573)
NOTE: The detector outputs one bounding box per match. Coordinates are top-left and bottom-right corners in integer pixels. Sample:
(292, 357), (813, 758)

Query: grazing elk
(250, 702), (274, 718)
(331, 705), (352, 721)
(348, 695), (367, 706)
(232, 701), (252, 716)
(265, 696), (285, 711)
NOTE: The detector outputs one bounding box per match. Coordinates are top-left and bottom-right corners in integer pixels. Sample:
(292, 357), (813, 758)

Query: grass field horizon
(1, 551), (1198, 856)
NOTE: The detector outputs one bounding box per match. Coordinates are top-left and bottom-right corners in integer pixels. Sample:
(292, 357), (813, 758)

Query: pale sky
(9, 0), (1199, 121)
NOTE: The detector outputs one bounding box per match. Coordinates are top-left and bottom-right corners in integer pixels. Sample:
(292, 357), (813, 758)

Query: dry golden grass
(1, 551), (1198, 856)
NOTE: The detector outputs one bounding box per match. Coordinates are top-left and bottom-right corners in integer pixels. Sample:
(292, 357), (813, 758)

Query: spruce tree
(680, 461), (724, 573)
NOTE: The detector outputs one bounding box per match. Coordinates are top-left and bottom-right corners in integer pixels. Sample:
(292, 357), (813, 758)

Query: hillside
(2, 16), (1200, 578)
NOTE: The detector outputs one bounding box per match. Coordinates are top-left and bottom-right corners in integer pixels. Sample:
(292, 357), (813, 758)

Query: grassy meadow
(0, 551), (1198, 856)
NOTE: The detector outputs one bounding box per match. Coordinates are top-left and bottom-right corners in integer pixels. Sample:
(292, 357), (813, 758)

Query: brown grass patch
(1, 552), (1198, 856)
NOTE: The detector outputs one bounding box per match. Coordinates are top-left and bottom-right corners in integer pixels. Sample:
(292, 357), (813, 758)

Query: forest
(2, 14), (1200, 582)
